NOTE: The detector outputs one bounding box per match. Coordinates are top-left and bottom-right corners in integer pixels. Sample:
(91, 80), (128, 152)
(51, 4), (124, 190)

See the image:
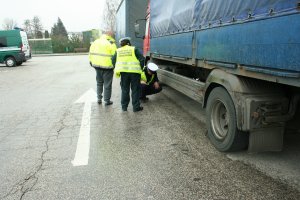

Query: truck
(116, 0), (300, 152)
(0, 29), (31, 67)
(116, 0), (148, 53)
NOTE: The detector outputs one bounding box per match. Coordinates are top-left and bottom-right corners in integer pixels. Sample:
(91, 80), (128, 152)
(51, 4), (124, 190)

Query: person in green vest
(140, 63), (162, 102)
(89, 31), (117, 106)
(112, 37), (145, 112)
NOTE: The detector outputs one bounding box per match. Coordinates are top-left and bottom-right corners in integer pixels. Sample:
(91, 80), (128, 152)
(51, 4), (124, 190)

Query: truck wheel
(206, 87), (248, 152)
(5, 57), (16, 67)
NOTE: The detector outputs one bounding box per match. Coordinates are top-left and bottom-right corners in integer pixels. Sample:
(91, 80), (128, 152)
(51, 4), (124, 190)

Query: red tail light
(20, 44), (24, 52)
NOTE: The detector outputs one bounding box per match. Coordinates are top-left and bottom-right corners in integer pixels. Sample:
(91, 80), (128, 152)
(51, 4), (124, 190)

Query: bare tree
(2, 18), (18, 30)
(102, 0), (121, 32)
(23, 19), (33, 38)
(32, 16), (43, 38)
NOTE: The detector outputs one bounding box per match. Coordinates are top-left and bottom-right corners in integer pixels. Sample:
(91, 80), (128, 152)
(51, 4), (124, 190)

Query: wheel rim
(210, 99), (229, 140)
(7, 59), (14, 66)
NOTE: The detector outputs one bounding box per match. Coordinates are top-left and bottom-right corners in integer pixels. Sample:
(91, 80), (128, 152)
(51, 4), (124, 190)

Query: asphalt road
(0, 55), (299, 200)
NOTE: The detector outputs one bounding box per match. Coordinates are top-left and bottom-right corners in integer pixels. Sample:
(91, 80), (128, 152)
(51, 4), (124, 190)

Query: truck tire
(206, 87), (248, 152)
(5, 57), (16, 67)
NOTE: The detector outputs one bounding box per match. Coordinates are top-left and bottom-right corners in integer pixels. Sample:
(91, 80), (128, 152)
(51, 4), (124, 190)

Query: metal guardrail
(158, 69), (205, 104)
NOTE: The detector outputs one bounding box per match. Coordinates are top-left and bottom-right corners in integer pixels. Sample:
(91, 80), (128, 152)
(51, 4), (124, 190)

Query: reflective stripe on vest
(141, 66), (155, 85)
(115, 46), (142, 74)
(89, 53), (112, 57)
(147, 74), (155, 85)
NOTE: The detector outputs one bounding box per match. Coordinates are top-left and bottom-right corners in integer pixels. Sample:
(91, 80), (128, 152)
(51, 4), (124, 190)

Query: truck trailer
(116, 0), (300, 152)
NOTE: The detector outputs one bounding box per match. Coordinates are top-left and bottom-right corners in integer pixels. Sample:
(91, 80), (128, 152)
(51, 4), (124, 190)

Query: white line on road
(72, 89), (97, 167)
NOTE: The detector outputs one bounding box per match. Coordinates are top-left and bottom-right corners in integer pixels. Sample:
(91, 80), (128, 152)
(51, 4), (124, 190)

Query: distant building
(82, 29), (101, 46)
(68, 32), (83, 41)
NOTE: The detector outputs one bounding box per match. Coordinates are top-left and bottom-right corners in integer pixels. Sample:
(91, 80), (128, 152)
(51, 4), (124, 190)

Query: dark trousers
(140, 84), (162, 98)
(120, 73), (141, 111)
(95, 68), (113, 102)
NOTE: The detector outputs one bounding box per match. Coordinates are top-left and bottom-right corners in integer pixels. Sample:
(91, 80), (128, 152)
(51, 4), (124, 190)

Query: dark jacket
(143, 67), (159, 85)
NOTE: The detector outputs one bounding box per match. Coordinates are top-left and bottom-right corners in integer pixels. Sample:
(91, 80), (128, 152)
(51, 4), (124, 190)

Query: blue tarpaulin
(150, 0), (299, 37)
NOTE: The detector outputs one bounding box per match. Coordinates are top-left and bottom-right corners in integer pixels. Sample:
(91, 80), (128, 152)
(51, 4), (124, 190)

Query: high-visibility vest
(115, 45), (142, 76)
(141, 70), (147, 82)
(89, 34), (116, 69)
(141, 67), (155, 85)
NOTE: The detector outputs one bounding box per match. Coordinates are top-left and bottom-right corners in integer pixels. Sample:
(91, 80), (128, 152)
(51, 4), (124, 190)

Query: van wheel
(16, 62), (23, 66)
(5, 57), (16, 67)
(206, 87), (248, 152)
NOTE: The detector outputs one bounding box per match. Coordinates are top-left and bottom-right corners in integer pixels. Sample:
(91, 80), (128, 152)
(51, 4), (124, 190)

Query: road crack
(1, 110), (69, 200)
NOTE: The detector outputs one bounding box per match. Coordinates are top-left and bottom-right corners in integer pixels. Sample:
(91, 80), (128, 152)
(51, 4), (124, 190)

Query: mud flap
(248, 127), (284, 153)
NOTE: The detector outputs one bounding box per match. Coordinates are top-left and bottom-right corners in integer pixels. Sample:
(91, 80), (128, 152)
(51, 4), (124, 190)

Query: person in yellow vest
(140, 63), (162, 102)
(89, 31), (117, 105)
(112, 37), (145, 112)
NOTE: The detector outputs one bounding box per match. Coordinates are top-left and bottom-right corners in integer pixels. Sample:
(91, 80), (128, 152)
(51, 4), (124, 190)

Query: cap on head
(147, 63), (159, 72)
(119, 37), (131, 45)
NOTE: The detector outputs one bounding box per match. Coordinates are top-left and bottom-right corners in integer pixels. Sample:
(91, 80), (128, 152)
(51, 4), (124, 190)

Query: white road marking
(72, 89), (97, 166)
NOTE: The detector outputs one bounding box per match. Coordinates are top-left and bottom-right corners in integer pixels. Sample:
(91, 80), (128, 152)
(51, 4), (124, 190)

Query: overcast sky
(0, 0), (106, 32)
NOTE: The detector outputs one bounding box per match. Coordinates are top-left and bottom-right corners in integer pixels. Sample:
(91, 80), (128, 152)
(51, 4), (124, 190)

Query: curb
(32, 53), (88, 57)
